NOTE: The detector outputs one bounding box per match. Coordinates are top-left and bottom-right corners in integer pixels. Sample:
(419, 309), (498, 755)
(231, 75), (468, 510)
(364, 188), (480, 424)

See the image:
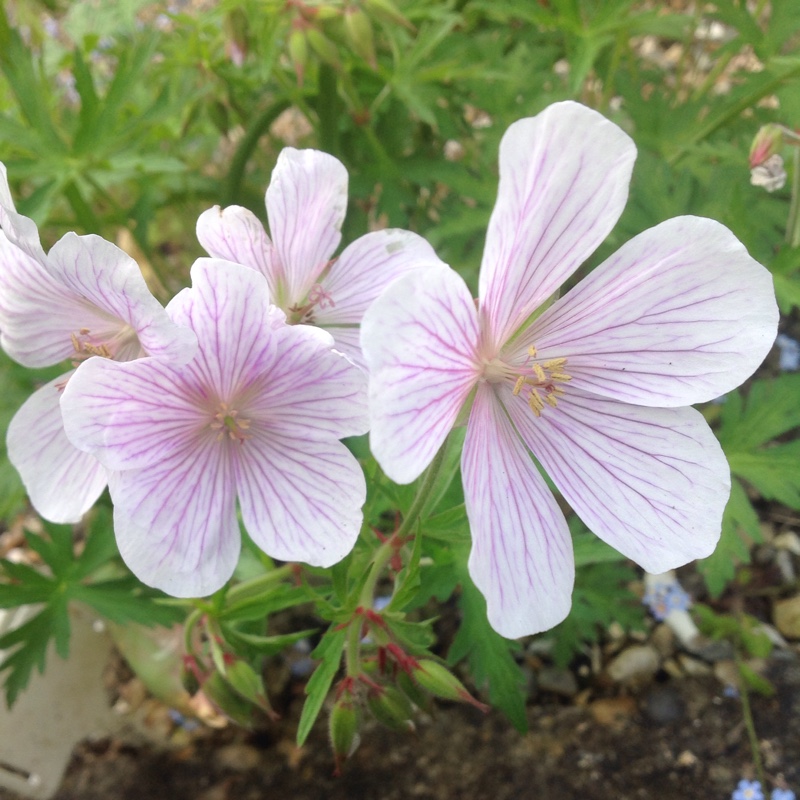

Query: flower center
(70, 324), (139, 363)
(209, 402), (251, 444)
(286, 282), (335, 325)
(485, 345), (571, 417)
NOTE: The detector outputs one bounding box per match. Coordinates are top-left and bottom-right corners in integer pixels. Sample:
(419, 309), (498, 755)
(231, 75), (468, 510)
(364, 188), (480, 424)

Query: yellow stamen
(512, 376), (525, 396)
(549, 372), (572, 383)
(527, 345), (537, 358)
(532, 363), (546, 382)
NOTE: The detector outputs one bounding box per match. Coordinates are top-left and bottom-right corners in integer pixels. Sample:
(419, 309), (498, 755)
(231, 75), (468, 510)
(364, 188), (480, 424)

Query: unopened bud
(329, 694), (360, 774)
(288, 27), (309, 85)
(307, 27), (341, 68)
(364, 0), (415, 31)
(396, 670), (431, 711)
(412, 660), (489, 712)
(366, 685), (415, 732)
(749, 124), (784, 168)
(225, 660), (277, 719)
(343, 6), (377, 69)
(202, 671), (256, 728)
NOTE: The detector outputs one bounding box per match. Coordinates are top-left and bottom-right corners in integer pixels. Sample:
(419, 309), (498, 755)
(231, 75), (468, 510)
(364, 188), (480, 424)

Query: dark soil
(2, 653), (798, 800)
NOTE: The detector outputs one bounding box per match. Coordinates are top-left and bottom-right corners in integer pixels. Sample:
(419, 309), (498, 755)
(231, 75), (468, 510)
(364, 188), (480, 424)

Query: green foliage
(448, 572), (528, 732)
(701, 375), (800, 595)
(0, 509), (181, 706)
(547, 561), (642, 667)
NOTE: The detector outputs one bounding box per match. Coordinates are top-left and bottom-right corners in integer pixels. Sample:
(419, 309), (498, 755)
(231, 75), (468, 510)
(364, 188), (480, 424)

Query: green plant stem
(225, 563), (295, 604)
(735, 651), (766, 790)
(221, 98), (290, 206)
(787, 146), (800, 247)
(344, 444), (450, 676)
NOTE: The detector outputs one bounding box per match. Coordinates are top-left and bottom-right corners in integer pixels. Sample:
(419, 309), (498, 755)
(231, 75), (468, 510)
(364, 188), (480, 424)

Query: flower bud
(412, 660), (489, 712)
(364, 0), (415, 31)
(288, 27), (309, 85)
(343, 6), (377, 69)
(307, 27), (341, 68)
(749, 124), (783, 168)
(225, 660), (277, 719)
(366, 685), (415, 732)
(329, 693), (360, 775)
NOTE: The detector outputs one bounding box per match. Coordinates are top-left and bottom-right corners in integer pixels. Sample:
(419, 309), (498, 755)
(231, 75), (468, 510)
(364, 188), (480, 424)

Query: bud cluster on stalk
(327, 606), (488, 772)
(237, 0), (415, 87)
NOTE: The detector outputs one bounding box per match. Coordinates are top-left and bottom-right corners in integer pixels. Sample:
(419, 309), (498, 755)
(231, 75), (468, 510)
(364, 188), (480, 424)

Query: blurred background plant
(1, 0), (800, 772)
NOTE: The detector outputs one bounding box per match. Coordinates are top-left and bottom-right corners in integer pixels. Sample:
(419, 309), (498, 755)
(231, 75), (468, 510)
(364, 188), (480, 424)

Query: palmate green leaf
(773, 273), (800, 315)
(296, 627), (347, 746)
(718, 374), (800, 452)
(448, 574), (527, 732)
(0, 597), (70, 707)
(548, 561), (641, 667)
(729, 441), (800, 509)
(697, 478), (762, 597)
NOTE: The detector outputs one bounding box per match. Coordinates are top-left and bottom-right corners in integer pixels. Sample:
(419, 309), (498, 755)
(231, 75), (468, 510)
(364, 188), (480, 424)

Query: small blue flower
(732, 780), (764, 800)
(776, 333), (800, 372)
(772, 789), (796, 800)
(643, 582), (692, 621)
(723, 684), (740, 699)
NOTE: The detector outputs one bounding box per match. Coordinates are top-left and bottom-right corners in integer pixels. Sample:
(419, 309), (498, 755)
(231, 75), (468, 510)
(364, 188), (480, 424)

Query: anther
(512, 376), (525, 396)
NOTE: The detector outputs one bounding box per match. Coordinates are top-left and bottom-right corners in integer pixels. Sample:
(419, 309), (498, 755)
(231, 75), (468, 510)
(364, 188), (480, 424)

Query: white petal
(478, 102), (636, 350)
(7, 374), (107, 523)
(236, 433), (365, 567)
(361, 267), (482, 484)
(463, 385), (574, 638)
(0, 162), (48, 265)
(166, 259), (276, 401)
(47, 232), (197, 362)
(61, 357), (206, 472)
(196, 205), (279, 298)
(266, 148), (348, 304)
(0, 232), (89, 367)
(505, 387), (730, 572)
(246, 321), (369, 441)
(519, 216), (778, 406)
(108, 436), (240, 598)
(317, 229), (447, 326)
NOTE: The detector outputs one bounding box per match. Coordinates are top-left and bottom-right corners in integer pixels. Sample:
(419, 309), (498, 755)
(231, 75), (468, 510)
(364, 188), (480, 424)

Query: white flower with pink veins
(0, 163), (196, 523)
(196, 148), (446, 369)
(361, 101), (779, 638)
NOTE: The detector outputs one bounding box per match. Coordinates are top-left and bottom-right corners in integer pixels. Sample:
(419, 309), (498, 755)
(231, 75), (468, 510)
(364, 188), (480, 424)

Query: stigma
(210, 402), (252, 444)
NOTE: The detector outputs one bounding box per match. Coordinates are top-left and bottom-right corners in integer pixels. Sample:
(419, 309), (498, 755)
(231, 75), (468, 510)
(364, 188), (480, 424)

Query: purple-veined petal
(7, 373), (107, 523)
(505, 387), (729, 572)
(61, 357), (208, 472)
(196, 205), (279, 298)
(478, 101), (636, 351)
(516, 216), (778, 406)
(108, 436), (240, 598)
(236, 432), (365, 567)
(47, 232), (197, 362)
(166, 259), (277, 401)
(361, 267), (482, 484)
(0, 162), (47, 265)
(0, 232), (91, 367)
(462, 384), (574, 638)
(266, 148), (347, 305)
(322, 326), (364, 370)
(245, 321), (369, 441)
(316, 229), (447, 326)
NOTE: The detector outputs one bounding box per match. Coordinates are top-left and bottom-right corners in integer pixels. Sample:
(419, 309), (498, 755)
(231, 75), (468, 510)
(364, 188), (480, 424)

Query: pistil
(210, 402), (252, 443)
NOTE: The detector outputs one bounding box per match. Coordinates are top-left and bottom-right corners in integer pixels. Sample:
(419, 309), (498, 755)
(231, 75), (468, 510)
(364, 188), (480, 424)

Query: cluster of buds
(328, 614), (488, 772)
(277, 0), (414, 84)
(181, 620), (277, 729)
